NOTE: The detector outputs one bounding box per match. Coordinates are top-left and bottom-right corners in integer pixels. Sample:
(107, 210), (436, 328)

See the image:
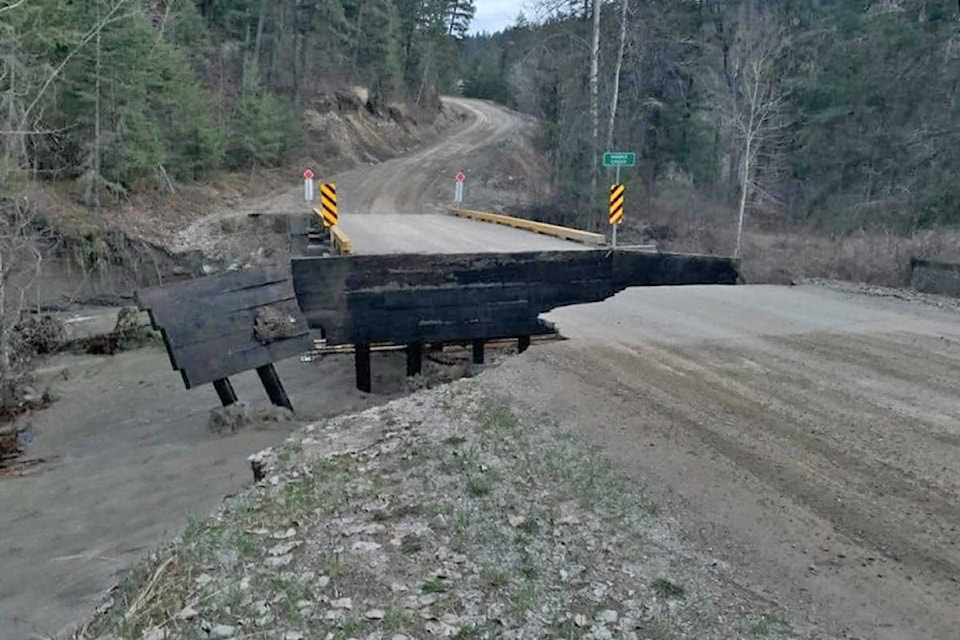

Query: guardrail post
(213, 378), (238, 407)
(355, 343), (372, 392)
(472, 340), (485, 365)
(256, 364), (293, 411)
(406, 340), (423, 377)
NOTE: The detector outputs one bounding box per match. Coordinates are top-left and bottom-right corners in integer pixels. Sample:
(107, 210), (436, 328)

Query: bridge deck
(337, 213), (590, 254)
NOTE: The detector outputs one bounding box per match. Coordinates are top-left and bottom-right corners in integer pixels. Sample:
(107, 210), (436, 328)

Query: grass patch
(652, 577), (686, 599)
(83, 386), (803, 640)
(479, 401), (520, 434)
(480, 565), (509, 589)
(509, 580), (540, 616)
(421, 577), (448, 594)
(749, 613), (791, 636)
(467, 474), (495, 497)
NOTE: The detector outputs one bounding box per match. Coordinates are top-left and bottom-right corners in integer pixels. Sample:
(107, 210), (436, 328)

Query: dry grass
(609, 184), (960, 288)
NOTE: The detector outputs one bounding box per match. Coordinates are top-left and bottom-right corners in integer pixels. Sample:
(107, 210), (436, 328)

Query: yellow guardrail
(310, 205), (351, 255)
(452, 209), (606, 246)
(331, 225), (352, 255)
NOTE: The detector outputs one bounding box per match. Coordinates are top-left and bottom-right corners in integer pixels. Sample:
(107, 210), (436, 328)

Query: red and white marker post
(303, 168), (315, 202)
(454, 171), (466, 204)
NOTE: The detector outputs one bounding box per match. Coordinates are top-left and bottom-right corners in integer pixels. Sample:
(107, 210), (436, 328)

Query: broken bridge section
(292, 249), (740, 390)
(136, 269), (311, 409)
(138, 249), (738, 403)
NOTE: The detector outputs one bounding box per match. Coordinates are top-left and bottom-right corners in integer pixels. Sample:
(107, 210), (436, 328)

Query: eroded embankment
(80, 377), (816, 640)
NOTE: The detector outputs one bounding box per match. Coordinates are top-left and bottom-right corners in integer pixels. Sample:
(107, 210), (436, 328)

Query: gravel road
(175, 97), (585, 256)
(482, 284), (960, 640)
(335, 96), (530, 215)
(333, 97), (586, 253)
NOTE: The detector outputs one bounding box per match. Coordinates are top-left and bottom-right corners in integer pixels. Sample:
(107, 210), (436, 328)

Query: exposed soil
(81, 381), (820, 640)
(61, 283), (960, 640)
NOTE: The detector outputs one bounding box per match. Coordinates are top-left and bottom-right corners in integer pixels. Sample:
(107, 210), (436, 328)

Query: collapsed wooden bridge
(137, 237), (739, 407)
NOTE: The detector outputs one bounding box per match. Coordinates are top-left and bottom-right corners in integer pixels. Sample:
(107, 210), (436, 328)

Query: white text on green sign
(603, 152), (636, 167)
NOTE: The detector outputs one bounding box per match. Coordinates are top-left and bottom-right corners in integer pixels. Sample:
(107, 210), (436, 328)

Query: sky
(470, 0), (525, 34)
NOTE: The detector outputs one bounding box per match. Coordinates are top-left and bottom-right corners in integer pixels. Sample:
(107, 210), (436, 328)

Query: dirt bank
(82, 380), (821, 640)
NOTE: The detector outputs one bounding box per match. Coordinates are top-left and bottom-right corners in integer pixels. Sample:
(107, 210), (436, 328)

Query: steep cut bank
(29, 92), (460, 308)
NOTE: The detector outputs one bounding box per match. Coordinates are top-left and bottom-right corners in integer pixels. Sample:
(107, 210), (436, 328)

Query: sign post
(303, 168), (315, 202)
(454, 172), (466, 204)
(602, 153), (635, 248)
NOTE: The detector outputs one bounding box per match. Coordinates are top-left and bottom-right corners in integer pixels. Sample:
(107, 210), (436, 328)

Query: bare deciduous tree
(605, 0), (629, 151)
(588, 0), (601, 205)
(712, 9), (787, 257)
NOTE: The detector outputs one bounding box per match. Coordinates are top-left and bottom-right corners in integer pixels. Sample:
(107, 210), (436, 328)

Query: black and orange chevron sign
(609, 184), (625, 225)
(320, 183), (338, 227)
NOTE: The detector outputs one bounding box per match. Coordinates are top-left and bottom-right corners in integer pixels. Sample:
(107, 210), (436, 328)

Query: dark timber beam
(472, 340), (485, 365)
(355, 343), (372, 392)
(213, 378), (238, 407)
(406, 340), (423, 377)
(518, 335), (531, 353)
(256, 364), (293, 411)
(291, 249), (740, 347)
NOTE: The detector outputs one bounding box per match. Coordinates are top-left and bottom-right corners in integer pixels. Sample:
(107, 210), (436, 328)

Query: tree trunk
(736, 114), (754, 258)
(606, 0), (629, 151)
(0, 249), (7, 377)
(254, 0), (267, 68)
(92, 0), (102, 210)
(589, 0), (601, 216)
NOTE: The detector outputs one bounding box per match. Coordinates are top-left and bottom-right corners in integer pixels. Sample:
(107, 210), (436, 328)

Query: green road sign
(603, 152), (636, 167)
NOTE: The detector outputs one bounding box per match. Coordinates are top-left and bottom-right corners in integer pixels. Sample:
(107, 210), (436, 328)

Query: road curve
(175, 97), (582, 255)
(334, 97), (530, 215)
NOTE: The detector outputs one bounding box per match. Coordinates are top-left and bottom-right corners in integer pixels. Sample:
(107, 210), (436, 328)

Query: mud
(0, 337), (513, 638)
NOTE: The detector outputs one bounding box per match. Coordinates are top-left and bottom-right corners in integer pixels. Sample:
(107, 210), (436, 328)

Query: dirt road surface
(335, 97), (531, 215)
(480, 284), (960, 640)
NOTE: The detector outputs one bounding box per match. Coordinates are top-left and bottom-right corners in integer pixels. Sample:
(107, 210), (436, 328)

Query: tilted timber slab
(292, 249), (739, 345)
(137, 268), (312, 390)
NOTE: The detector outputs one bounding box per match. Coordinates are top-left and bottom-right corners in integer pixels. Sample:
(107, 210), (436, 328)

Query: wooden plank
(147, 280), (296, 327)
(138, 269), (312, 388)
(612, 252), (740, 287)
(331, 225), (352, 255)
(355, 343), (371, 392)
(257, 364), (293, 410)
(213, 378), (239, 407)
(137, 269), (288, 310)
(178, 334), (311, 389)
(910, 257), (960, 274)
(291, 251), (611, 294)
(291, 249), (739, 347)
(163, 299), (307, 351)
